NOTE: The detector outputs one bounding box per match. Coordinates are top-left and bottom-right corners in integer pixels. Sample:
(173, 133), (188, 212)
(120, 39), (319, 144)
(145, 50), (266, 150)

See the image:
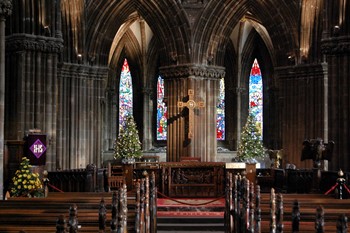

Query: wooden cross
(177, 89), (205, 138)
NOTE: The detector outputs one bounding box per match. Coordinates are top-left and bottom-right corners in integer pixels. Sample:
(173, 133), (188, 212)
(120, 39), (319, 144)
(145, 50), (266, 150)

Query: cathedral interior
(0, 0), (349, 199)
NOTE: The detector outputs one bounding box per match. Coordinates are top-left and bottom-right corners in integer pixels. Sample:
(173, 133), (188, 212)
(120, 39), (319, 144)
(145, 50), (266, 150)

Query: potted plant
(114, 115), (142, 164)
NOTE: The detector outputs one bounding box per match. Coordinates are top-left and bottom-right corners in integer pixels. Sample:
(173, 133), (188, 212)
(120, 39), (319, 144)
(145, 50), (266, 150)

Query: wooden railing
(47, 161), (350, 198)
(48, 164), (106, 192)
(160, 162), (226, 197)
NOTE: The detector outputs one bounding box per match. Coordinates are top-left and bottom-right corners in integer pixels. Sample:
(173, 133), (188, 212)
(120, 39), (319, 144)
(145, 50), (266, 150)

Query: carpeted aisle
(157, 197), (225, 232)
(157, 197), (225, 207)
(157, 197), (225, 217)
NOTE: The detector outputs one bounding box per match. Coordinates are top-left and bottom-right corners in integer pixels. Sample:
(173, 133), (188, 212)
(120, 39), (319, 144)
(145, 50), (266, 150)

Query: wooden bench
(0, 173), (157, 233)
(225, 173), (350, 233)
(0, 192), (137, 232)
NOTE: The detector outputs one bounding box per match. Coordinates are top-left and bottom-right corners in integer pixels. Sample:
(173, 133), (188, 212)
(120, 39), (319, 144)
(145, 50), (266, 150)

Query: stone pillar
(138, 19), (152, 150)
(235, 87), (245, 147)
(55, 0), (62, 39)
(321, 0), (350, 171)
(0, 0), (12, 200)
(275, 64), (327, 169)
(159, 64), (225, 162)
(142, 87), (153, 150)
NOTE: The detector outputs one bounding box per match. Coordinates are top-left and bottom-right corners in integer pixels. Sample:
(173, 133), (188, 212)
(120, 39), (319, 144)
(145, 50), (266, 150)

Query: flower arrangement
(114, 115), (142, 163)
(10, 157), (44, 197)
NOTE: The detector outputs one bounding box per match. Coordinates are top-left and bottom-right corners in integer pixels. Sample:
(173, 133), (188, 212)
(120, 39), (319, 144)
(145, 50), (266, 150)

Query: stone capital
(60, 62), (108, 81)
(0, 0), (12, 19)
(159, 64), (225, 80)
(6, 34), (64, 53)
(321, 36), (350, 55)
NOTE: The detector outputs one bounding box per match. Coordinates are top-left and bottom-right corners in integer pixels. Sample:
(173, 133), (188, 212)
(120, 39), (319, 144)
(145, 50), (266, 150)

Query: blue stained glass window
(119, 58), (133, 128)
(217, 78), (225, 140)
(156, 76), (167, 140)
(249, 58), (263, 136)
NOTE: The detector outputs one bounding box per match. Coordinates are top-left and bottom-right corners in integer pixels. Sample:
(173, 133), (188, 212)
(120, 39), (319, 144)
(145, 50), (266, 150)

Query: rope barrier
(324, 183), (350, 196)
(48, 183), (65, 193)
(324, 183), (338, 195)
(157, 191), (225, 206)
(343, 184), (350, 194)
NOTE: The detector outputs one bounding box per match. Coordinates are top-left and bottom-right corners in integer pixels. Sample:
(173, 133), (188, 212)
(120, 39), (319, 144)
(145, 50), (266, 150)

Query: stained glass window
(249, 58), (263, 137)
(217, 78), (225, 140)
(119, 58), (133, 128)
(156, 76), (167, 140)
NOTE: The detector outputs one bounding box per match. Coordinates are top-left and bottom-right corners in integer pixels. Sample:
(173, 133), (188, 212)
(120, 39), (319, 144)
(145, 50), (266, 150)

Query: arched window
(156, 76), (167, 140)
(119, 58), (133, 128)
(217, 78), (225, 140)
(156, 76), (225, 140)
(249, 58), (263, 137)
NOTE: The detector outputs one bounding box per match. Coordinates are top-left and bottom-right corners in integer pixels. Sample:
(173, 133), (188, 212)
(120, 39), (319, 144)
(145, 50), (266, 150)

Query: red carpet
(157, 197), (225, 207)
(157, 198), (225, 217)
(157, 210), (224, 217)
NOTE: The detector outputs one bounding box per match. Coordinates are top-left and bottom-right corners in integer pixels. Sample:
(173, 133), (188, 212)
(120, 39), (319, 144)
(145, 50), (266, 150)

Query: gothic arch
(240, 29), (278, 149)
(84, 0), (137, 65)
(84, 0), (192, 66)
(82, 0), (300, 68)
(248, 0), (299, 66)
(192, 0), (250, 65)
(109, 30), (143, 84)
(190, 0), (299, 67)
(104, 29), (144, 150)
(135, 1), (192, 65)
(60, 0), (309, 163)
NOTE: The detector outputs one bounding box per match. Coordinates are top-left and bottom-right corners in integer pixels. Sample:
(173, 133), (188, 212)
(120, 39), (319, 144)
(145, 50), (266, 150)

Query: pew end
(108, 176), (126, 192)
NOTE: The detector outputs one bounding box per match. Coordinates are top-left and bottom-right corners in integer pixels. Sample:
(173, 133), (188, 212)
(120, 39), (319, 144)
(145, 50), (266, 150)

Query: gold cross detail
(177, 89), (205, 138)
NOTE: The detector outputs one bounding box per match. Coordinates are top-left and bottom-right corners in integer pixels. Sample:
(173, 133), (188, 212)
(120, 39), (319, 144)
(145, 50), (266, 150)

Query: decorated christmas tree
(114, 115), (142, 162)
(10, 157), (44, 197)
(236, 113), (266, 163)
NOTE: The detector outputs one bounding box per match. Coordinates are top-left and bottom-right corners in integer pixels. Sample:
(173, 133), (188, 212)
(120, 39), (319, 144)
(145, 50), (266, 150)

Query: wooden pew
(0, 172), (157, 233)
(225, 173), (350, 233)
(0, 192), (136, 232)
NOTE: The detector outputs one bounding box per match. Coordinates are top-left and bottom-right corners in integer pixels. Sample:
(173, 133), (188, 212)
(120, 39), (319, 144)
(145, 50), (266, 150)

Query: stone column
(142, 87), (153, 150)
(322, 39), (350, 171)
(235, 87), (245, 146)
(321, 0), (350, 171)
(275, 64), (327, 169)
(55, 0), (62, 39)
(160, 64), (225, 162)
(140, 19), (153, 151)
(0, 0), (12, 200)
